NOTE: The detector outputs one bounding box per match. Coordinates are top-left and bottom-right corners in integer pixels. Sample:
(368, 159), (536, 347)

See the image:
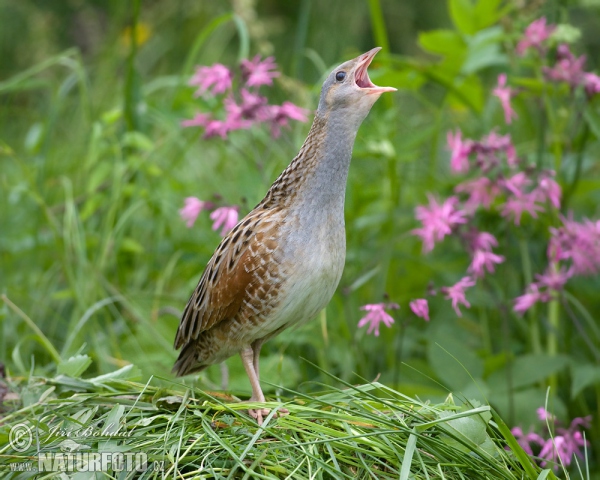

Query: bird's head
(316, 47), (396, 120)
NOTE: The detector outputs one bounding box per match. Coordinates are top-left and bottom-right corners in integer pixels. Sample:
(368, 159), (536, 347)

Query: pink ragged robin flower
(535, 265), (572, 291)
(357, 303), (399, 336)
(511, 427), (546, 456)
(447, 130), (473, 173)
(543, 44), (586, 88)
(583, 72), (600, 97)
(549, 216), (600, 276)
(499, 172), (531, 197)
(513, 283), (549, 315)
(511, 409), (591, 470)
(501, 192), (544, 225)
(516, 17), (556, 56)
(269, 102), (310, 137)
(468, 250), (505, 278)
(493, 74), (518, 124)
(466, 231), (505, 278)
(538, 415), (592, 469)
(441, 276), (476, 316)
(210, 206), (240, 236)
(534, 174), (561, 209)
(179, 197), (213, 228)
(241, 55), (280, 88)
(475, 131), (518, 168)
(455, 177), (501, 212)
(537, 407), (556, 422)
(189, 64), (232, 96)
(409, 299), (429, 321)
(181, 113), (211, 128)
(412, 195), (468, 252)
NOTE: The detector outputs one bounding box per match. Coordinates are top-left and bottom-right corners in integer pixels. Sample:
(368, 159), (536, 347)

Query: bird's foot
(247, 406), (289, 426)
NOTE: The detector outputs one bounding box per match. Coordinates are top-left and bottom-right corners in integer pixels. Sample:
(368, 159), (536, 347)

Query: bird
(173, 47), (396, 424)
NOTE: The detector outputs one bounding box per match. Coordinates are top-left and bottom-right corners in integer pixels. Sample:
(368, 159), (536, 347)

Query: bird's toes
(248, 408), (264, 426)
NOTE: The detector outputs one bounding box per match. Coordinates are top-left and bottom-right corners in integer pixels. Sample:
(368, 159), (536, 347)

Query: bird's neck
(260, 109), (361, 212)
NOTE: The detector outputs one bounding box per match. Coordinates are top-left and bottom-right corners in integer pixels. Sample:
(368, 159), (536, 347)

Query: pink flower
(409, 299), (429, 321)
(539, 430), (589, 469)
(441, 276), (476, 316)
(583, 72), (600, 97)
(535, 266), (572, 291)
(202, 119), (232, 139)
(516, 18), (556, 56)
(189, 64), (232, 96)
(210, 206), (239, 236)
(549, 216), (600, 276)
(181, 113), (211, 128)
(472, 131), (517, 169)
(468, 231), (498, 251)
(511, 426), (546, 456)
(179, 197), (212, 228)
(239, 89), (270, 119)
(241, 55), (280, 88)
(512, 409), (592, 470)
(501, 192), (544, 225)
(455, 177), (501, 211)
(412, 195), (468, 252)
(357, 303), (399, 336)
(499, 172), (531, 197)
(513, 283), (549, 315)
(493, 74), (518, 124)
(543, 44), (586, 88)
(537, 407), (555, 422)
(534, 174), (561, 209)
(468, 250), (505, 278)
(447, 130), (473, 173)
(269, 102), (310, 137)
(466, 231), (505, 278)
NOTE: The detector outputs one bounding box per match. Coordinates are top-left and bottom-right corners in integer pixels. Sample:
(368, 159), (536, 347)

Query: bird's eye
(335, 71), (346, 82)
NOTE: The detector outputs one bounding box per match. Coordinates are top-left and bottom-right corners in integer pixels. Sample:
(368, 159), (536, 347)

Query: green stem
(562, 123), (589, 211)
(547, 295), (560, 394)
(124, 0), (142, 133)
(519, 239), (541, 354)
(366, 0), (392, 109)
(366, 0), (390, 54)
(2, 294), (61, 364)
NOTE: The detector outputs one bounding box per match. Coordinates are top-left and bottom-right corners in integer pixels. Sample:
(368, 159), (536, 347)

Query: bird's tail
(172, 342), (207, 377)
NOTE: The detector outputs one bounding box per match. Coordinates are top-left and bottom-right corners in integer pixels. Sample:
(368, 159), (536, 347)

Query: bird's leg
(240, 346), (269, 425)
(251, 338), (265, 379)
(250, 339), (289, 418)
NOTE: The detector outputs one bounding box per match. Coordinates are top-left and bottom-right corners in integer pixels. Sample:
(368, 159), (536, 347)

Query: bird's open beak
(354, 47), (397, 95)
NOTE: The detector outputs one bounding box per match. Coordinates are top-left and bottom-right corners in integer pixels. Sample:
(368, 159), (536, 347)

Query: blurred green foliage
(2, 0), (600, 476)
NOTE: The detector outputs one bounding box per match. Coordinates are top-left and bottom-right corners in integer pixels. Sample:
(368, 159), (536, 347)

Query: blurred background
(2, 0), (600, 474)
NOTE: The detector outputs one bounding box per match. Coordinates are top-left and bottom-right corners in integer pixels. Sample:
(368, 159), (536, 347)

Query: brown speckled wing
(174, 208), (282, 350)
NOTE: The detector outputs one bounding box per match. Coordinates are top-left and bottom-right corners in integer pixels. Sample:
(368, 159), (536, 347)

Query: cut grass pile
(0, 362), (549, 479)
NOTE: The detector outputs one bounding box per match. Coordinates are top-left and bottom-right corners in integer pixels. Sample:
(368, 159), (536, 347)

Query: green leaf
(450, 0), (505, 35)
(449, 0), (477, 35)
(449, 73), (485, 112)
(462, 26), (507, 74)
(438, 407), (497, 457)
(473, 0), (504, 30)
(487, 354), (571, 391)
(57, 355), (93, 378)
(120, 237), (145, 254)
(571, 362), (600, 398)
(418, 29), (466, 56)
(537, 469), (553, 480)
(88, 364), (141, 386)
(428, 325), (484, 391)
(122, 131), (154, 152)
